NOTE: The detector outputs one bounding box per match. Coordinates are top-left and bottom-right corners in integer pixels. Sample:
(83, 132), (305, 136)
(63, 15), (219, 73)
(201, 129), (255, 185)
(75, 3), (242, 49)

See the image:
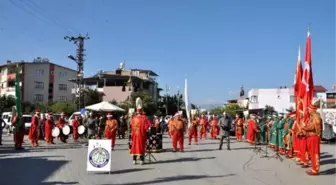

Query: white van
(1, 112), (12, 128)
(7, 114), (33, 133)
(67, 112), (83, 126)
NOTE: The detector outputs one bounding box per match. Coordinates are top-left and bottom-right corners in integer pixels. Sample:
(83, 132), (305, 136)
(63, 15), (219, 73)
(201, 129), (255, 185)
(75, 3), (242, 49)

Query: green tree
(210, 104), (242, 117)
(157, 94), (185, 115)
(264, 105), (275, 115)
(223, 104), (241, 117)
(130, 90), (157, 115)
(22, 101), (36, 114)
(76, 88), (103, 109)
(210, 106), (225, 115)
(0, 95), (16, 112)
(190, 103), (197, 109)
(109, 99), (118, 105)
(51, 102), (75, 115)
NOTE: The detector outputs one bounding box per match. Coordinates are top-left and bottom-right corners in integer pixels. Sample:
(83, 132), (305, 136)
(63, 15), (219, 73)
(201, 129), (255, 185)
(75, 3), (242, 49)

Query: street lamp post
(177, 86), (180, 112)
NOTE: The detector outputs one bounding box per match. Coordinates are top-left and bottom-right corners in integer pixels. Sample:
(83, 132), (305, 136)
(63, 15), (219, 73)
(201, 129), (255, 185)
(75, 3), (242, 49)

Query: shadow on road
(230, 146), (255, 150)
(94, 168), (153, 175)
(319, 167), (336, 175)
(186, 148), (219, 153)
(42, 182), (78, 185)
(100, 174), (235, 185)
(0, 144), (84, 156)
(320, 158), (336, 166)
(320, 154), (333, 160)
(153, 156), (215, 164)
(0, 155), (73, 185)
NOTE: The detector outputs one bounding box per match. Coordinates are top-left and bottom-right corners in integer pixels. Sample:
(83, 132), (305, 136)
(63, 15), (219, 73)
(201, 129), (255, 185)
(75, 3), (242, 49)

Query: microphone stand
(261, 126), (270, 158)
(253, 130), (262, 154)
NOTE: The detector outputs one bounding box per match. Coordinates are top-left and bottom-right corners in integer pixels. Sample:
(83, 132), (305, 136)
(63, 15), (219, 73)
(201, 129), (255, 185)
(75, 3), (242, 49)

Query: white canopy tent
(85, 101), (125, 112)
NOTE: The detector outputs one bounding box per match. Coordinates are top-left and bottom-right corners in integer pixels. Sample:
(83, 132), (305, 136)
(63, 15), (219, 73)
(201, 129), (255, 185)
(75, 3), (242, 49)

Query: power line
(8, 0), (77, 35)
(8, 0), (52, 26)
(25, 0), (78, 34)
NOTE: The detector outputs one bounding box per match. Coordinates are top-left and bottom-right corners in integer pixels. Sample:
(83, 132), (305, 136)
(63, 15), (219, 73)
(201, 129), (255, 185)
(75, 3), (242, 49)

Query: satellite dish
(42, 58), (49, 63)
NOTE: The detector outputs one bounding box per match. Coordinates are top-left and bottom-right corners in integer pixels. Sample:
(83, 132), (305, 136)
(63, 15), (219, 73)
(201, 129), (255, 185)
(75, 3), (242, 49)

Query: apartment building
(70, 63), (160, 104)
(248, 85), (327, 112)
(0, 58), (77, 103)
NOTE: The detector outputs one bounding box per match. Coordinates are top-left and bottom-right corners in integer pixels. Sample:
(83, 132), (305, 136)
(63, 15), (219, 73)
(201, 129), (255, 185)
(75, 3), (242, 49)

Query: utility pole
(165, 84), (170, 116)
(64, 33), (90, 111)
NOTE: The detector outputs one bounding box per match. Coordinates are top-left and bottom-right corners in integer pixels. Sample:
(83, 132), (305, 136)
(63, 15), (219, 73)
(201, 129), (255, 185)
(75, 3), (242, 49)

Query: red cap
(107, 113), (112, 117)
(48, 112), (53, 116)
(287, 111), (296, 118)
(308, 104), (317, 111)
(136, 109), (142, 114)
(35, 109), (40, 113)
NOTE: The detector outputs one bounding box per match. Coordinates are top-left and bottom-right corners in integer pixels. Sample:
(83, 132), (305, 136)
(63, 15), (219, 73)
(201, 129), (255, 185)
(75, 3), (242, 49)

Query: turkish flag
(300, 28), (314, 124)
(294, 46), (303, 122)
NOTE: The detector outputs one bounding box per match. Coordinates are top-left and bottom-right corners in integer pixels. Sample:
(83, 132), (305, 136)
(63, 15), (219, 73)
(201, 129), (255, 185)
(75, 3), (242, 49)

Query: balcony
(7, 73), (16, 81)
(7, 87), (15, 92)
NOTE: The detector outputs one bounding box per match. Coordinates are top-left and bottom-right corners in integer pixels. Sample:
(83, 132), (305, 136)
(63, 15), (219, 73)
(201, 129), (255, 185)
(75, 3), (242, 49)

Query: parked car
(7, 114), (33, 133)
(67, 112), (84, 126)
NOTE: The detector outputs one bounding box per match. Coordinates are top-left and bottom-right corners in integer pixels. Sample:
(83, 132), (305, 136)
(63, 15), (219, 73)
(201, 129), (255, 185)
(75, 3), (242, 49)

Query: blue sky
(0, 0), (335, 105)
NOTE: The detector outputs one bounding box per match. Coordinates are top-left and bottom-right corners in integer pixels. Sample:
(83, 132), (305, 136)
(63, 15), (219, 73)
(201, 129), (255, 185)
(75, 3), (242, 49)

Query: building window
(327, 93), (336, 99)
(34, 94), (44, 102)
(131, 71), (140, 77)
(59, 71), (68, 78)
(35, 69), (44, 76)
(58, 96), (67, 102)
(34, 81), (44, 89)
(250, 95), (258, 103)
(290, 95), (295, 103)
(59, 84), (67, 91)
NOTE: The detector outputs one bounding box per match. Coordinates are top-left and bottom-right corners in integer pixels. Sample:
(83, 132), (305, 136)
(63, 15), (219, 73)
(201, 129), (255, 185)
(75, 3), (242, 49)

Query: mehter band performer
(188, 115), (198, 145)
(235, 113), (244, 142)
(285, 111), (296, 158)
(302, 104), (322, 176)
(29, 109), (40, 147)
(210, 114), (218, 139)
(72, 115), (80, 142)
(131, 97), (147, 165)
(172, 113), (185, 152)
(199, 114), (207, 139)
(45, 112), (55, 144)
(11, 106), (25, 150)
(105, 113), (118, 150)
(57, 112), (68, 143)
(246, 114), (259, 144)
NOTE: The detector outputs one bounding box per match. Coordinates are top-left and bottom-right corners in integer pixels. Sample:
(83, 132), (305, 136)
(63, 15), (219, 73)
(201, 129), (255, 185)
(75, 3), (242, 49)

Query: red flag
(294, 46), (303, 122)
(294, 46), (303, 98)
(301, 27), (314, 124)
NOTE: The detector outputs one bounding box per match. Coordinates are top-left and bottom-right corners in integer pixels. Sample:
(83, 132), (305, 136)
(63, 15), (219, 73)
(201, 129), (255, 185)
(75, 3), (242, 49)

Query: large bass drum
(78, 125), (86, 135)
(52, 127), (60, 137)
(62, 125), (71, 135)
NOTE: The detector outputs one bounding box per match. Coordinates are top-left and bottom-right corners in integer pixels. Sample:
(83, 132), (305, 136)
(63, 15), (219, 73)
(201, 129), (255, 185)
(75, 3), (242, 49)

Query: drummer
(57, 112), (68, 143)
(72, 115), (80, 142)
(45, 112), (55, 144)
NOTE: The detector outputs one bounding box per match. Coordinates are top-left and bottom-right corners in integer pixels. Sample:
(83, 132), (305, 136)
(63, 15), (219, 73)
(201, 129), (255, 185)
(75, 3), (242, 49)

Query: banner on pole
(87, 139), (112, 172)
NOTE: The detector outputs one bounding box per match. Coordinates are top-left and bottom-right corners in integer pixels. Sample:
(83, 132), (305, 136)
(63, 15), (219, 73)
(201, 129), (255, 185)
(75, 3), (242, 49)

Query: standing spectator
(0, 117), (5, 145)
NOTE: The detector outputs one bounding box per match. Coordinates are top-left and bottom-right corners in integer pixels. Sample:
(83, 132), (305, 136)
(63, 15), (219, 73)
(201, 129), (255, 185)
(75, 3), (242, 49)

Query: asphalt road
(0, 133), (335, 185)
